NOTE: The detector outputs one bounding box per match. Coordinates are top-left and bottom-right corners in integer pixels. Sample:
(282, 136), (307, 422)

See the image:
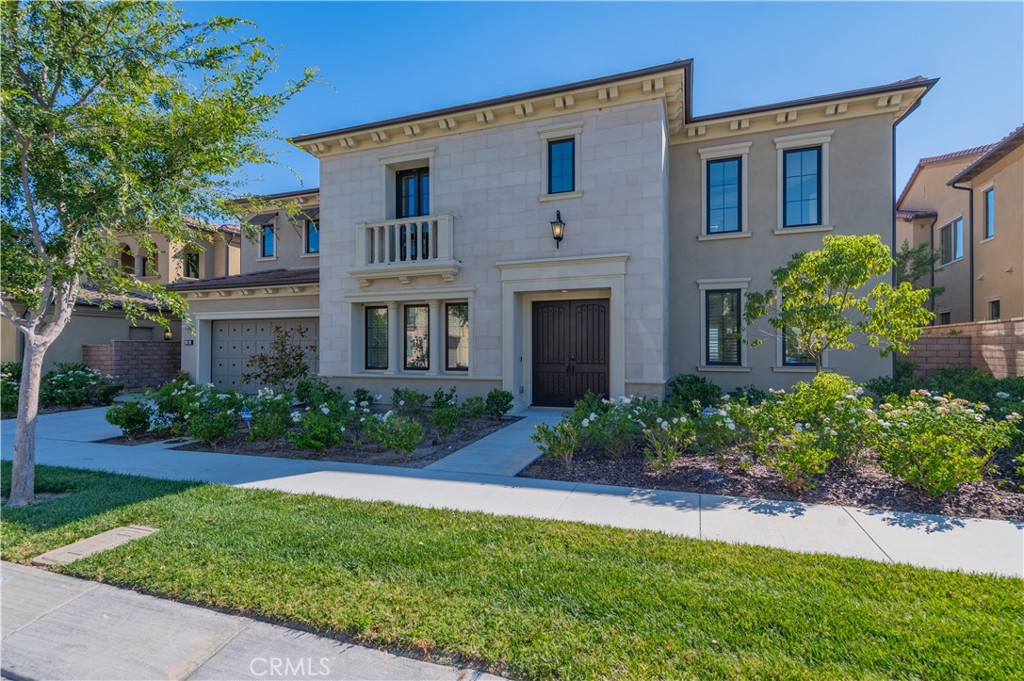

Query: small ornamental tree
(744, 235), (933, 372)
(895, 238), (944, 299)
(1, 2), (314, 505)
(242, 325), (316, 393)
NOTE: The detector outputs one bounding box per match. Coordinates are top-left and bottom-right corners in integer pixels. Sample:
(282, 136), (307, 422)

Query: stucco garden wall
(905, 318), (1024, 378)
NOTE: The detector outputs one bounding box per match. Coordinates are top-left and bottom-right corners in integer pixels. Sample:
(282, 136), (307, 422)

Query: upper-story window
(548, 139), (575, 194)
(260, 224), (276, 258)
(707, 157), (741, 234)
(305, 219), (320, 254)
(940, 218), (963, 265)
(140, 254), (153, 277)
(184, 251), (200, 279)
(984, 188), (995, 239)
(397, 168), (429, 218)
(782, 147), (821, 228)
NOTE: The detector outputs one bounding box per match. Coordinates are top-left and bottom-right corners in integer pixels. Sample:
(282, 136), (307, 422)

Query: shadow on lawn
(0, 462), (202, 534)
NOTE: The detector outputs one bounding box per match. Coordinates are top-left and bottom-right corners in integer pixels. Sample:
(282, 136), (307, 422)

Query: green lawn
(2, 463), (1021, 680)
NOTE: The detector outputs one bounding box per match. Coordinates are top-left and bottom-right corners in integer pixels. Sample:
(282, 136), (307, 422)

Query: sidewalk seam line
(547, 483), (580, 520)
(1, 566), (101, 640)
(841, 506), (894, 563)
(182, 618), (255, 680)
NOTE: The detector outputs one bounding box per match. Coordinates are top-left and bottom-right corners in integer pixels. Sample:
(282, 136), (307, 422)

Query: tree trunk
(8, 338), (47, 506)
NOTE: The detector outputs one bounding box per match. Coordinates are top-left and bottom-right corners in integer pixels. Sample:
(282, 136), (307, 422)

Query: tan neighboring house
(1, 221), (241, 376)
(176, 61), (936, 402)
(896, 124), (1023, 324)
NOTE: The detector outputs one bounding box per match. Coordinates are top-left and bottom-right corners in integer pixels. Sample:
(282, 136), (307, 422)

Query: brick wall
(904, 318), (1024, 378)
(82, 340), (181, 389)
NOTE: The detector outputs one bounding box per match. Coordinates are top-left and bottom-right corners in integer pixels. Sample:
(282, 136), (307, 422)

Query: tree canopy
(744, 234), (934, 372)
(0, 0), (314, 505)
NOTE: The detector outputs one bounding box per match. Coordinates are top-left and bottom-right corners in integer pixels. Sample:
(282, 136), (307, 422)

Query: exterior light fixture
(164, 329), (173, 341)
(550, 210), (565, 248)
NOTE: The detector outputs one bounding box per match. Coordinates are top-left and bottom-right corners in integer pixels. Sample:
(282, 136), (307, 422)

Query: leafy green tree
(1, 1), (313, 505)
(744, 235), (933, 373)
(895, 238), (944, 298)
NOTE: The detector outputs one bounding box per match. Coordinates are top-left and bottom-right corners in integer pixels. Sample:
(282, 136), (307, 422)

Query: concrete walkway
(1, 562), (501, 681)
(425, 408), (564, 475)
(2, 408), (1022, 578)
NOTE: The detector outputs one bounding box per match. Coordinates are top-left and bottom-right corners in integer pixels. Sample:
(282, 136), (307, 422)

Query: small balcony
(351, 212), (461, 287)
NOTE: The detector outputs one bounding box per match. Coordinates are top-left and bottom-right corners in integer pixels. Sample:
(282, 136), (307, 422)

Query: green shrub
(460, 396), (487, 419)
(40, 363), (123, 408)
(693, 405), (742, 461)
(187, 409), (239, 442)
(149, 378), (207, 434)
(484, 389), (514, 419)
(874, 390), (1018, 496)
(392, 387), (428, 416)
(727, 385), (768, 405)
(531, 420), (583, 469)
(352, 388), (380, 409)
(295, 376), (344, 407)
(289, 406), (345, 450)
(247, 390), (293, 441)
(665, 374), (722, 416)
(429, 386), (458, 410)
(643, 416), (697, 471)
(104, 400), (153, 439)
(587, 402), (642, 458)
(365, 413), (425, 457)
(1, 362), (20, 414)
(865, 359), (918, 400)
(428, 403), (459, 437)
(759, 431), (836, 489)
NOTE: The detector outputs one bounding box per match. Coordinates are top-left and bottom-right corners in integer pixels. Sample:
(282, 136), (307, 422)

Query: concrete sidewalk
(425, 408), (564, 476)
(1, 562), (501, 681)
(2, 408), (1023, 578)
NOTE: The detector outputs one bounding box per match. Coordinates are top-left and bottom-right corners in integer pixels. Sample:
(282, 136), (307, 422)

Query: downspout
(950, 182), (975, 320)
(926, 215), (938, 320)
(890, 121), (897, 376)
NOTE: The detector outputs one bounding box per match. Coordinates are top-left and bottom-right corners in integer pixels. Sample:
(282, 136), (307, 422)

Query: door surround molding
(497, 253), (627, 408)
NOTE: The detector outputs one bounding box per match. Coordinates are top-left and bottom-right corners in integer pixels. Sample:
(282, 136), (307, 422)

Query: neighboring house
(116, 219), (241, 285)
(177, 60), (936, 403)
(896, 124), (1023, 324)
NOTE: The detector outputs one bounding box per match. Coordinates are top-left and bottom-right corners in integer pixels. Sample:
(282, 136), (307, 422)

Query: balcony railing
(352, 212), (460, 286)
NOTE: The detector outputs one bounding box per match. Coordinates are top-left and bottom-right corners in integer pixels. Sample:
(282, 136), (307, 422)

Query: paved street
(2, 407), (1023, 577)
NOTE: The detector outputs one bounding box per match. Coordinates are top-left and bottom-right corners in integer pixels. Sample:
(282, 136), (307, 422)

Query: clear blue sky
(180, 1), (1024, 197)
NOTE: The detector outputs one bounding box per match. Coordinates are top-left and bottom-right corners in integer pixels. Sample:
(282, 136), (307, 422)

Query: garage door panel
(211, 318), (318, 393)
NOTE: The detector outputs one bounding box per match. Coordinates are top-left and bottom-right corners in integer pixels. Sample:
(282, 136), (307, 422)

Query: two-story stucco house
(176, 61), (936, 406)
(896, 124), (1023, 325)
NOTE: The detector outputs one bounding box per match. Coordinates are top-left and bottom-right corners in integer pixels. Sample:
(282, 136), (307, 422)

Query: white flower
(661, 421), (669, 431)
(320, 405), (330, 415)
(399, 400), (405, 406)
(582, 418), (590, 427)
(359, 417), (365, 423)
(291, 411), (302, 423)
(360, 400), (369, 407)
(995, 392), (1010, 399)
(794, 423), (804, 432)
(980, 405), (990, 412)
(215, 393), (229, 399)
(589, 412), (598, 421)
(375, 394), (382, 401)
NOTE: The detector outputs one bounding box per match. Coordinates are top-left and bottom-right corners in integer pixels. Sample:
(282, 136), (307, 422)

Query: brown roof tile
(170, 268), (319, 292)
(947, 124), (1024, 186)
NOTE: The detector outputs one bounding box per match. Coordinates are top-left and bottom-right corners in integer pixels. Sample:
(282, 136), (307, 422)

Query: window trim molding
(697, 278), (750, 371)
(699, 141), (750, 235)
(775, 129), (832, 230)
(988, 298), (1001, 321)
(538, 121), (583, 198)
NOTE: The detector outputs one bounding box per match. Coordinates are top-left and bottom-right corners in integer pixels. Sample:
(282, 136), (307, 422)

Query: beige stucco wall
(179, 293), (319, 384)
(317, 98), (671, 406)
(896, 155), (984, 324)
(117, 230), (240, 285)
(669, 114), (897, 391)
(1, 306), (180, 375)
(970, 147), (1023, 320)
(240, 205), (321, 274)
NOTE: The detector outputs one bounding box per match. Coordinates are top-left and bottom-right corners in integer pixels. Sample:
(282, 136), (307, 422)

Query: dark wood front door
(532, 299), (609, 407)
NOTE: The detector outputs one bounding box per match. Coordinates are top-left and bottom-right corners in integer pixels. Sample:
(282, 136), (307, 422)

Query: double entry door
(532, 299), (610, 407)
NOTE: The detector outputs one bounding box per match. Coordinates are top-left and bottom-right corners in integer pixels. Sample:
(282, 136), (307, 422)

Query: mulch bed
(105, 416), (520, 469)
(520, 443), (1024, 521)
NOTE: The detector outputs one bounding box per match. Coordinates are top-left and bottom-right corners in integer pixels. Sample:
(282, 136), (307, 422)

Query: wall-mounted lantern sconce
(550, 210), (565, 248)
(164, 329), (174, 341)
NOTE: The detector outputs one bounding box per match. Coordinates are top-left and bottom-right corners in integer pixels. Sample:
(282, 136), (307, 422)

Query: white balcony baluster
(353, 213), (459, 287)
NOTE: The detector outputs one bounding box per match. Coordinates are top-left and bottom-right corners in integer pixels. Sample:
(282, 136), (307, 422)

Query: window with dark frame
(938, 311), (951, 325)
(783, 146), (821, 228)
(445, 303), (469, 371)
(305, 219), (320, 254)
(261, 224), (276, 258)
(404, 304), (429, 371)
(705, 289), (741, 366)
(548, 138), (575, 194)
(365, 307), (388, 370)
(140, 255), (152, 277)
(184, 251), (199, 279)
(782, 326), (815, 366)
(706, 157), (741, 234)
(990, 299), (1001, 321)
(396, 167), (430, 262)
(984, 188), (995, 239)
(940, 218), (963, 265)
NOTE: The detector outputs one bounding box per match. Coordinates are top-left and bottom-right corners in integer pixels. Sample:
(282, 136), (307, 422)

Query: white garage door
(211, 318), (319, 392)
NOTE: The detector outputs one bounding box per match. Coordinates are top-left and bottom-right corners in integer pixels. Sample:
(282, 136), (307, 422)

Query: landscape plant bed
(520, 443), (1024, 521)
(104, 416), (520, 468)
(3, 463), (1020, 681)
